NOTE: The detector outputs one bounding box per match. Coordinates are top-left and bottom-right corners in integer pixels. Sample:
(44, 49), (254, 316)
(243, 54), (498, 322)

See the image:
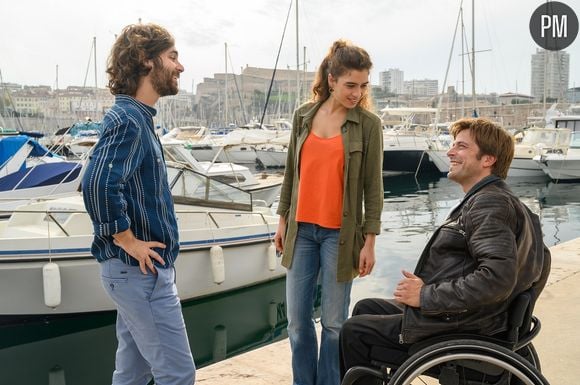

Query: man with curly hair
(82, 23), (195, 385)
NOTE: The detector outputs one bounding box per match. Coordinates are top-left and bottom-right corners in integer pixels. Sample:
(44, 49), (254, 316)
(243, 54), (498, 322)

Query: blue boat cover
(68, 121), (102, 137)
(0, 162), (82, 191)
(0, 135), (56, 171)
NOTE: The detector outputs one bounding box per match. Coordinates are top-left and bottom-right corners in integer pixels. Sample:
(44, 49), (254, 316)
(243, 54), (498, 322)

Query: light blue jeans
(100, 258), (196, 385)
(286, 222), (353, 385)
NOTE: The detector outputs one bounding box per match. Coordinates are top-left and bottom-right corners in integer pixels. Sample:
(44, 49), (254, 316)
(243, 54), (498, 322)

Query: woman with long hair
(273, 39), (384, 385)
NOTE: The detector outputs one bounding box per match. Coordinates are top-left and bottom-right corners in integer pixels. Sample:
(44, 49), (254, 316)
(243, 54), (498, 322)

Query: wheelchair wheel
(388, 339), (549, 385)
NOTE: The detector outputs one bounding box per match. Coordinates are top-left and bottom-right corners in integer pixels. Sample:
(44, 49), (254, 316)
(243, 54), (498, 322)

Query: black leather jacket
(400, 175), (551, 344)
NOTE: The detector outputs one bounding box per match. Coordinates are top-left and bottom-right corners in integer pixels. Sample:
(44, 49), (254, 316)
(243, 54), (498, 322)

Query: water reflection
(351, 174), (580, 307)
(2, 173), (578, 383)
(0, 277), (297, 385)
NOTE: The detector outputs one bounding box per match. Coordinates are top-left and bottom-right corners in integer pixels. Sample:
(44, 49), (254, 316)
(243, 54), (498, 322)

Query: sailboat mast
(225, 42), (228, 126)
(471, 0), (476, 116)
(295, 0), (300, 109)
(93, 37), (97, 89)
(461, 6), (465, 117)
(93, 36), (99, 117)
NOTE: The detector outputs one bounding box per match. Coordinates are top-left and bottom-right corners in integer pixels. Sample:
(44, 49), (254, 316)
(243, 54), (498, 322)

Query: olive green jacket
(276, 101), (384, 282)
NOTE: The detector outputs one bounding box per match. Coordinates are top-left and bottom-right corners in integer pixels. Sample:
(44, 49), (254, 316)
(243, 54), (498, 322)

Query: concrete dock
(197, 238), (580, 384)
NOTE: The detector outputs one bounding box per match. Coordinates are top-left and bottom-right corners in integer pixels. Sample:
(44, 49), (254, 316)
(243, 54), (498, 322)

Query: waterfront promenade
(197, 237), (580, 384)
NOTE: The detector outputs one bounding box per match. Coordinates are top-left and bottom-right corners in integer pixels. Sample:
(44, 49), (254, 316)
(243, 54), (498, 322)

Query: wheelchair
(341, 288), (549, 385)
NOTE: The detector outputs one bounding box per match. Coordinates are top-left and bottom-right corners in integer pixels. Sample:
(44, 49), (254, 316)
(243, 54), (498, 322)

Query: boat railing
(0, 206), (276, 238)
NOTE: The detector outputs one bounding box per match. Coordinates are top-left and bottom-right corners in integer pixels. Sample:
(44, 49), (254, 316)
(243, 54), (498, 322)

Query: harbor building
(531, 49), (570, 101)
(195, 66), (316, 127)
(379, 68), (404, 95)
(403, 79), (439, 97)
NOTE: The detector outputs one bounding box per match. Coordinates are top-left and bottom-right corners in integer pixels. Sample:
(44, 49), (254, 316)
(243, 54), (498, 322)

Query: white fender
(267, 243), (277, 271)
(210, 245), (225, 284)
(212, 324), (227, 361)
(43, 262), (61, 308)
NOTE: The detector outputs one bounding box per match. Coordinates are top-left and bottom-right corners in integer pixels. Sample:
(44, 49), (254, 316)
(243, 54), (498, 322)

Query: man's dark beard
(151, 64), (178, 96)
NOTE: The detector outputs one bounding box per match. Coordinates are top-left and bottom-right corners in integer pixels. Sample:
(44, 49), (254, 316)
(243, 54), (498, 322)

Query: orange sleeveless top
(295, 132), (344, 228)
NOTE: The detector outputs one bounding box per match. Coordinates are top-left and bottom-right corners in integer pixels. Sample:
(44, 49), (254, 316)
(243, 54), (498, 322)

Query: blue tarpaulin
(0, 135), (55, 171)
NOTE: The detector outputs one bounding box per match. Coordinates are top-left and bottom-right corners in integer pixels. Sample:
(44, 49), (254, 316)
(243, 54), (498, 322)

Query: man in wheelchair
(339, 118), (551, 385)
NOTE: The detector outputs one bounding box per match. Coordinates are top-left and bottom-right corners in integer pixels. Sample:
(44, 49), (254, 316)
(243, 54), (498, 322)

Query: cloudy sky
(1, 0), (578, 96)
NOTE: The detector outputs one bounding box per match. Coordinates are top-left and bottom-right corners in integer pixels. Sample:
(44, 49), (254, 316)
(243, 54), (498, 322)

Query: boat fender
(267, 243), (277, 271)
(212, 324), (227, 361)
(210, 245), (225, 284)
(43, 262), (62, 308)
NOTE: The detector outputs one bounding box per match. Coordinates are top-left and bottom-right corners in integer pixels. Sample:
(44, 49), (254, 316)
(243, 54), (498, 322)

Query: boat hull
(0, 233), (284, 316)
(255, 149), (287, 168)
(383, 149), (441, 174)
(536, 154), (580, 181)
(427, 150), (547, 178)
(508, 157), (548, 177)
(190, 145), (258, 164)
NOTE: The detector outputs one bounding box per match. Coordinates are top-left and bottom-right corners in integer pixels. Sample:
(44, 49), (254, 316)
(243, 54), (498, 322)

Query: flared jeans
(286, 222), (353, 385)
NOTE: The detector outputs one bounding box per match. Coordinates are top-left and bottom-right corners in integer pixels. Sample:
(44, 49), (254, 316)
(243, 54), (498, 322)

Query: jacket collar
(465, 174), (502, 198)
(447, 174), (502, 219)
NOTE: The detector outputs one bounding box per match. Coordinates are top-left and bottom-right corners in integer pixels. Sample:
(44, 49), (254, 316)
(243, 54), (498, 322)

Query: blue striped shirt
(82, 95), (179, 267)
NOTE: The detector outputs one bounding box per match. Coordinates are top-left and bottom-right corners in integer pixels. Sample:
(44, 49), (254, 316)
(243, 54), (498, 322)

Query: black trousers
(339, 298), (412, 385)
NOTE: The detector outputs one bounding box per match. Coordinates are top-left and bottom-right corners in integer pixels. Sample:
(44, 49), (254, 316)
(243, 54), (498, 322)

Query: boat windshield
(166, 162), (253, 211)
(555, 118), (580, 131)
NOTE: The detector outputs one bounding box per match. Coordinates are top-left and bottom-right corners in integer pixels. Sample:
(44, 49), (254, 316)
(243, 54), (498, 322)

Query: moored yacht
(0, 164), (284, 319)
(381, 107), (444, 174)
(535, 116), (580, 181)
(428, 125), (570, 178)
(162, 138), (283, 206)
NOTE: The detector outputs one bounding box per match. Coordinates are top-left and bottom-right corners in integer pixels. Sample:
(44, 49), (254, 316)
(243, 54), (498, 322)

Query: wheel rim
(389, 341), (548, 385)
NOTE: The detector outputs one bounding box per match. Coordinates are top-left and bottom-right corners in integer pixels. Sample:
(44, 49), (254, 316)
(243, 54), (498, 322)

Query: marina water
(1, 173), (578, 384)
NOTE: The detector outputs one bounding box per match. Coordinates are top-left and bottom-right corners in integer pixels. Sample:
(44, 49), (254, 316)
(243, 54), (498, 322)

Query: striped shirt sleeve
(82, 109), (145, 236)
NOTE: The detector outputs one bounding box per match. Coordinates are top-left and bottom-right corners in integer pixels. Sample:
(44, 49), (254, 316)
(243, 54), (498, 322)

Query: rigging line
(227, 51), (248, 124)
(259, 0), (294, 129)
(82, 38), (94, 89)
(434, 0), (463, 129)
(462, 23), (473, 78)
(78, 38), (95, 119)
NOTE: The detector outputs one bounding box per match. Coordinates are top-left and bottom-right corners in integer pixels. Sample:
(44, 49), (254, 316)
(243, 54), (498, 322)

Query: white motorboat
(533, 115), (580, 181)
(0, 277), (293, 381)
(0, 135), (86, 217)
(255, 144), (288, 168)
(0, 163), (284, 318)
(535, 131), (580, 181)
(428, 126), (571, 178)
(48, 120), (102, 158)
(188, 128), (290, 166)
(380, 107), (444, 174)
(162, 138), (283, 206)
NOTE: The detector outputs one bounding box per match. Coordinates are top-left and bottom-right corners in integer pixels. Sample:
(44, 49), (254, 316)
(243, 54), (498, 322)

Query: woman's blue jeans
(286, 222), (353, 385)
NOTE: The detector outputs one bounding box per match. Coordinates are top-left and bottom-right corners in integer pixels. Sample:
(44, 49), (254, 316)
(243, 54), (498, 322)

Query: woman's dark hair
(106, 23), (175, 96)
(311, 39), (374, 110)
